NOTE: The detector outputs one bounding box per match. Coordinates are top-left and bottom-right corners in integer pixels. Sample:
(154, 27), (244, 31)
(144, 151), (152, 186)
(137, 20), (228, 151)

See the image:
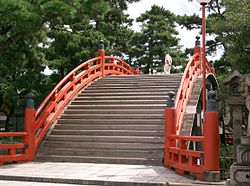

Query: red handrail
(174, 50), (214, 134)
(0, 48), (138, 164)
(164, 46), (217, 180)
(174, 53), (201, 134)
(34, 55), (138, 149)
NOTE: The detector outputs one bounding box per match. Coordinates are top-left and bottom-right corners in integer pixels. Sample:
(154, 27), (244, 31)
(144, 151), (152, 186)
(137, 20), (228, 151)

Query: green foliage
(0, 0), (141, 113)
(209, 0), (250, 74)
(220, 144), (234, 180)
(187, 0), (250, 75)
(128, 5), (187, 74)
(176, 14), (201, 30)
(0, 0), (203, 121)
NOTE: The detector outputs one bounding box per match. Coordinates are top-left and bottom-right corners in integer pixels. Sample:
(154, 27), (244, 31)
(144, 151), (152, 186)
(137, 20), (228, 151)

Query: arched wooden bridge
(0, 40), (220, 181)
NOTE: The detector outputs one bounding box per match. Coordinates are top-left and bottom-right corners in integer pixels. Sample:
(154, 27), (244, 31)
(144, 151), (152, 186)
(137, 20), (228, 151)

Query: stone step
(42, 141), (164, 150)
(54, 124), (164, 130)
(46, 135), (164, 143)
(102, 76), (182, 80)
(83, 88), (176, 93)
(105, 74), (182, 77)
(38, 147), (163, 158)
(51, 130), (164, 136)
(77, 92), (171, 96)
(36, 155), (163, 165)
(103, 75), (182, 79)
(88, 85), (179, 89)
(67, 104), (166, 109)
(70, 100), (167, 105)
(93, 81), (180, 85)
(60, 113), (164, 119)
(91, 82), (180, 86)
(57, 118), (164, 125)
(75, 95), (168, 100)
(64, 109), (163, 114)
(37, 74), (182, 166)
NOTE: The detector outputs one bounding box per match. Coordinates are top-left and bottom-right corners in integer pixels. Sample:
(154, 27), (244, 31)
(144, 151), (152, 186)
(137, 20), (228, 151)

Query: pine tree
(129, 5), (185, 74)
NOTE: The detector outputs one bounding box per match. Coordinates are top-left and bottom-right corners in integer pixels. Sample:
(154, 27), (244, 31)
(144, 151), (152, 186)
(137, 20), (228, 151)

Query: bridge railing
(0, 41), (138, 164)
(174, 53), (201, 134)
(164, 43), (219, 181)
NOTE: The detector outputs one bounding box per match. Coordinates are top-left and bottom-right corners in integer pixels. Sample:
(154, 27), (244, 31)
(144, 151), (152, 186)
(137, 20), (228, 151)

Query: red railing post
(98, 40), (105, 77)
(23, 93), (36, 161)
(194, 36), (201, 55)
(164, 91), (176, 166)
(85, 63), (90, 78)
(203, 90), (220, 181)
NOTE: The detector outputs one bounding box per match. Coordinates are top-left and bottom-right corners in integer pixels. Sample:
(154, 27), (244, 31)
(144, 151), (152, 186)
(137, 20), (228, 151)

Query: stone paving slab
(0, 162), (224, 186)
(0, 180), (94, 186)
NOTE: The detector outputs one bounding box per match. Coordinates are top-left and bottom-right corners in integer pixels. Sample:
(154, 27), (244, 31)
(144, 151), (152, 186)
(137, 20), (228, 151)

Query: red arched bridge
(0, 40), (220, 181)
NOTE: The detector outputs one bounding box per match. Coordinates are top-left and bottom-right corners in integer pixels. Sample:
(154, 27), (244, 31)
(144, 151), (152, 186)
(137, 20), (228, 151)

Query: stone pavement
(0, 180), (92, 186)
(0, 162), (224, 186)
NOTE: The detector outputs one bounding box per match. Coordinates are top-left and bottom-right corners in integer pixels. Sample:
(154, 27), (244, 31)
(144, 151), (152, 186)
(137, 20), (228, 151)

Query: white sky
(126, 0), (223, 60)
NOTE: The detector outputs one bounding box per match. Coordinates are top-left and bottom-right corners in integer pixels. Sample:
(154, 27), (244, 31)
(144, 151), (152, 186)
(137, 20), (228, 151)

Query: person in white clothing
(164, 54), (172, 74)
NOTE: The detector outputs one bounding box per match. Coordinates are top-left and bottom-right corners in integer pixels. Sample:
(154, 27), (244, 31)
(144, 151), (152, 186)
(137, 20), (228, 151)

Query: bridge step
(64, 109), (163, 114)
(39, 147), (163, 158)
(36, 155), (163, 165)
(75, 95), (168, 100)
(47, 135), (164, 143)
(42, 141), (164, 149)
(36, 74), (181, 165)
(60, 114), (164, 119)
(57, 118), (164, 124)
(54, 124), (164, 130)
(51, 130), (164, 136)
(82, 89), (175, 93)
(70, 100), (168, 104)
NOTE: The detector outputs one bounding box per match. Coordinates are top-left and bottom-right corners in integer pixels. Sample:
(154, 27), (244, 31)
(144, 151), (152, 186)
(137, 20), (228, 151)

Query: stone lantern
(224, 70), (250, 185)
(223, 71), (246, 148)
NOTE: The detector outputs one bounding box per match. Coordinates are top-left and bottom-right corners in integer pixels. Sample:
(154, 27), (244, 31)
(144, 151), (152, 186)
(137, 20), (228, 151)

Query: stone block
(230, 163), (250, 186)
(202, 170), (220, 182)
(241, 136), (250, 146)
(237, 145), (250, 165)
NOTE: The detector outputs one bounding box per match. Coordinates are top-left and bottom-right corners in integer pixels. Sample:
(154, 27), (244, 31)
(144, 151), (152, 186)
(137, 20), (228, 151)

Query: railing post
(134, 62), (140, 75)
(69, 72), (76, 91)
(164, 91), (176, 166)
(210, 61), (215, 74)
(194, 36), (201, 54)
(98, 40), (105, 77)
(85, 63), (90, 78)
(203, 90), (220, 181)
(23, 93), (36, 161)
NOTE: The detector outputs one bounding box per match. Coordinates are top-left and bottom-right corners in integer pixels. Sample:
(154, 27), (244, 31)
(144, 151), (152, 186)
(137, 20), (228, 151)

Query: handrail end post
(194, 35), (201, 54)
(98, 40), (105, 77)
(164, 91), (176, 166)
(203, 91), (220, 181)
(134, 62), (140, 75)
(24, 93), (36, 161)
